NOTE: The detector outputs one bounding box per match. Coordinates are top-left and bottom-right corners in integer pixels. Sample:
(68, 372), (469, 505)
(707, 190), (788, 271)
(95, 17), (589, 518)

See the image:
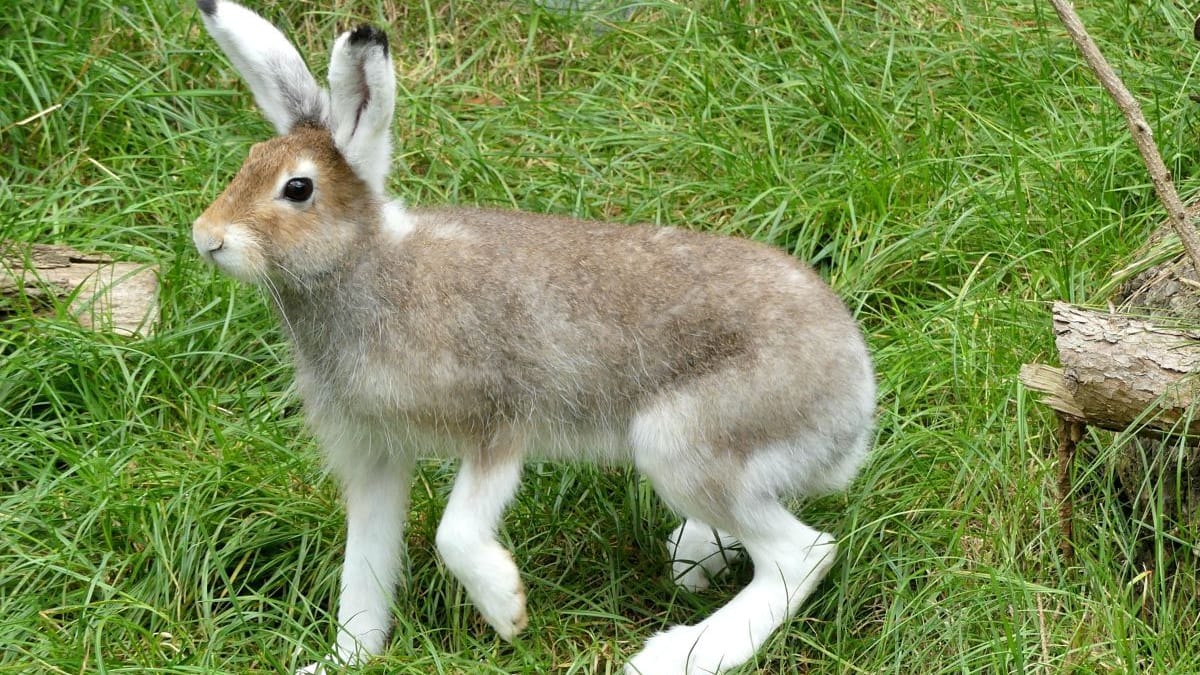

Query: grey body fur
(286, 206), (869, 496)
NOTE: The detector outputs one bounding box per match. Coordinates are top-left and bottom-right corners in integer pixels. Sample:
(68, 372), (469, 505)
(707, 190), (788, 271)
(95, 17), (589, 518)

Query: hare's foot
(667, 519), (742, 592)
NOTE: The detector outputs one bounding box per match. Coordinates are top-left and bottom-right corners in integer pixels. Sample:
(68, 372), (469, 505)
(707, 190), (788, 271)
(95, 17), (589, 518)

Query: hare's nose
(192, 228), (225, 258)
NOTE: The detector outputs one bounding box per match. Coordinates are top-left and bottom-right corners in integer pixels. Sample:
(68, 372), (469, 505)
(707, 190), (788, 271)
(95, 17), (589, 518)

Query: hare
(190, 1), (875, 673)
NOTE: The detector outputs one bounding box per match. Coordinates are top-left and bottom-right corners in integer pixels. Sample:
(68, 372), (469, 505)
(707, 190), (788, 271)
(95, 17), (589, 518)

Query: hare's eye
(283, 177), (314, 202)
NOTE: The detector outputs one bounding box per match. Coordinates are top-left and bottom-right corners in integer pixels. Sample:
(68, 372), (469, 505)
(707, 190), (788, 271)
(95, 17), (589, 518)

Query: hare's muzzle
(191, 216), (264, 284)
(192, 218), (225, 262)
(194, 232), (223, 259)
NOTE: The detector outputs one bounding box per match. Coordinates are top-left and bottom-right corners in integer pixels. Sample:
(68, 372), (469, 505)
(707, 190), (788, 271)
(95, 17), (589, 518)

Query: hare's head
(192, 1), (395, 285)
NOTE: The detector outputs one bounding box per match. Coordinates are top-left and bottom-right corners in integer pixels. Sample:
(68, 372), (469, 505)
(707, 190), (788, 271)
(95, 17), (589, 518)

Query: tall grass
(3, 0), (1200, 672)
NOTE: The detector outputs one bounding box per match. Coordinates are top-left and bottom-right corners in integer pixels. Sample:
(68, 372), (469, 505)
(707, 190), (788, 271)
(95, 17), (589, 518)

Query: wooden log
(1019, 363), (1086, 422)
(1021, 302), (1200, 435)
(1, 241), (159, 336)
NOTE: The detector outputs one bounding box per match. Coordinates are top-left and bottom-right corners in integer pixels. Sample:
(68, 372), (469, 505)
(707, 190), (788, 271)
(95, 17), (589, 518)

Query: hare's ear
(328, 26), (395, 195)
(196, 0), (329, 135)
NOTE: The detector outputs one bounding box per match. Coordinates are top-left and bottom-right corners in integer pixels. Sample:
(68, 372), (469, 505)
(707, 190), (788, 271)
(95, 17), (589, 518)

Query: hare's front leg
(435, 440), (527, 639)
(333, 457), (413, 660)
(298, 447), (413, 674)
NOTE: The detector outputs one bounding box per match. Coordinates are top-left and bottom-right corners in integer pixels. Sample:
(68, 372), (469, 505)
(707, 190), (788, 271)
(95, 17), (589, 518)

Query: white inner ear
(275, 158), (319, 198)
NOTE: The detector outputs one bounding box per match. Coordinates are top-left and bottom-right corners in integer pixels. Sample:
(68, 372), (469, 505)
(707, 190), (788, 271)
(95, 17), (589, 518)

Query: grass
(3, 0), (1200, 672)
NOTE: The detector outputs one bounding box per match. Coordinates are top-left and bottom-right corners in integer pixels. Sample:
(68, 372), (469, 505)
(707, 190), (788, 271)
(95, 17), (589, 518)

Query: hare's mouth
(193, 231), (224, 261)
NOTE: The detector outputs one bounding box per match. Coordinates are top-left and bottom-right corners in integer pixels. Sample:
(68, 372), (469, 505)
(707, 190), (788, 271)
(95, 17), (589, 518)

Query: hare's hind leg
(627, 407), (837, 674)
(630, 495), (835, 675)
(667, 519), (742, 592)
(435, 433), (528, 640)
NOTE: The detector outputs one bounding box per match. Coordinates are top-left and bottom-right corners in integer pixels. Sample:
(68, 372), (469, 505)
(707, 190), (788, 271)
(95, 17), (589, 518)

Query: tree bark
(1021, 302), (1200, 529)
(1, 241), (159, 336)
(1059, 303), (1200, 433)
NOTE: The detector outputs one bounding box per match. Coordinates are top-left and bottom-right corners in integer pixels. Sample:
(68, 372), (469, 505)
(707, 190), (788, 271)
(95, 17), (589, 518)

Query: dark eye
(282, 177), (313, 202)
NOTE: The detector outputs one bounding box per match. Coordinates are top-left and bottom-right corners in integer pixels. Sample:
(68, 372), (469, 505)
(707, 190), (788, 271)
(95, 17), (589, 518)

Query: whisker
(259, 273), (298, 340)
(276, 262), (306, 290)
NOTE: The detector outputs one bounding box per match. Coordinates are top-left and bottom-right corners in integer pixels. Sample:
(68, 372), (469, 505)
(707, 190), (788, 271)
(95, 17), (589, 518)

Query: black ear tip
(349, 24), (389, 54)
(1194, 14), (1200, 41)
(196, 0), (217, 17)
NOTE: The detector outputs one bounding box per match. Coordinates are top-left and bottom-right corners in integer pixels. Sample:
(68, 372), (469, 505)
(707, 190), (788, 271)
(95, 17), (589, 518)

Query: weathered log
(1060, 302), (1200, 432)
(1021, 302), (1200, 435)
(1019, 363), (1086, 422)
(1, 241), (159, 336)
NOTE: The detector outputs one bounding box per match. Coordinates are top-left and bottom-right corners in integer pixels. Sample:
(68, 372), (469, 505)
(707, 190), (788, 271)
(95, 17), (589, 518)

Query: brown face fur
(192, 125), (375, 285)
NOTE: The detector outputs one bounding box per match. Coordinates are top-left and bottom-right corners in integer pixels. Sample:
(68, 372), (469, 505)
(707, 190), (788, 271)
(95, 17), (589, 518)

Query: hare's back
(403, 206), (851, 330)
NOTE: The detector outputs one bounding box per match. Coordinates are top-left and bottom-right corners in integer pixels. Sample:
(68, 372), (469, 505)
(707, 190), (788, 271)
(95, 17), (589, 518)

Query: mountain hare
(190, 1), (875, 673)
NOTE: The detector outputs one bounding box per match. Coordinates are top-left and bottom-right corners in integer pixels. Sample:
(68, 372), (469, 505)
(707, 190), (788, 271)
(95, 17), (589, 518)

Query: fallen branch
(1048, 0), (1200, 276)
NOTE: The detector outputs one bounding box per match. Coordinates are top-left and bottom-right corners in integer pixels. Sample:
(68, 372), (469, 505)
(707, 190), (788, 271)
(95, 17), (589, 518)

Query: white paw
(797, 533), (838, 594)
(625, 623), (750, 675)
(294, 661), (326, 675)
(295, 645), (365, 675)
(672, 563), (712, 593)
(667, 523), (742, 593)
(468, 547), (528, 640)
